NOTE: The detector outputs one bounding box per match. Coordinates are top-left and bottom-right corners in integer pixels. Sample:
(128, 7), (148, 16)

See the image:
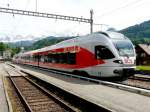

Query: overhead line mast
(0, 7), (93, 34)
(90, 9), (93, 34)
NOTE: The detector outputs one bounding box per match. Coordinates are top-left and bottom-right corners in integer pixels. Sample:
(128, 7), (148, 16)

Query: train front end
(112, 39), (136, 78)
(93, 31), (136, 80)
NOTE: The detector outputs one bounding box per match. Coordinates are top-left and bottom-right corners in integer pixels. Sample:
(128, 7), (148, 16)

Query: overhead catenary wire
(95, 0), (143, 18)
(93, 0), (145, 31)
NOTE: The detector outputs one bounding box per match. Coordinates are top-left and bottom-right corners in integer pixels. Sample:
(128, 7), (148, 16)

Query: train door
(91, 45), (115, 77)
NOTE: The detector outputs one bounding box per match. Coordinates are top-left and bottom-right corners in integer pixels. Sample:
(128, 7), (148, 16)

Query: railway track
(5, 77), (26, 112)
(5, 64), (110, 112)
(129, 75), (150, 82)
(5, 69), (77, 112)
(120, 75), (150, 90)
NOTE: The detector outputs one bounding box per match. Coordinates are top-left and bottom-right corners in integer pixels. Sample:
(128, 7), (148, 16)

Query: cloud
(0, 34), (38, 42)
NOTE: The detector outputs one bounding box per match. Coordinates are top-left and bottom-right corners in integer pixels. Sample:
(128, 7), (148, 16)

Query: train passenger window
(38, 55), (41, 62)
(56, 54), (61, 63)
(39, 55), (48, 62)
(95, 45), (115, 59)
(43, 55), (48, 62)
(58, 53), (66, 63)
(48, 53), (59, 63)
(47, 52), (76, 64)
(33, 55), (38, 62)
(47, 54), (52, 62)
(40, 56), (44, 62)
(53, 54), (58, 63)
(67, 52), (76, 64)
(62, 53), (68, 63)
(45, 55), (49, 62)
(49, 54), (57, 63)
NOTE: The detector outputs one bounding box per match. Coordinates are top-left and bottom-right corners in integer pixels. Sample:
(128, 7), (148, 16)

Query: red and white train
(13, 31), (136, 79)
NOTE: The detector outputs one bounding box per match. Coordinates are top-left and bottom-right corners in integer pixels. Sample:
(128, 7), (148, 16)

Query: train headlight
(113, 60), (123, 64)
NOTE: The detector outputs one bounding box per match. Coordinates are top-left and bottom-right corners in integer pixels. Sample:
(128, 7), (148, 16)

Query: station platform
(0, 63), (9, 112)
(12, 64), (150, 112)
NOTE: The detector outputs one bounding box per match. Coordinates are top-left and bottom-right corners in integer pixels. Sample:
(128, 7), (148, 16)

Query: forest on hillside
(120, 20), (150, 44)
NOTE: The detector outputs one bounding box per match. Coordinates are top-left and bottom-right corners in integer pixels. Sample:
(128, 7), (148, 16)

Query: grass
(136, 66), (150, 70)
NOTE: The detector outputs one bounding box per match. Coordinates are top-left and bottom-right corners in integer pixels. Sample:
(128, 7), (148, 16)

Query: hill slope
(120, 20), (150, 44)
(24, 36), (76, 50)
(7, 20), (150, 52)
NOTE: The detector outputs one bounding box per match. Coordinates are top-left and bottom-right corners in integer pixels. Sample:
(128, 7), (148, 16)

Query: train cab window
(95, 45), (115, 59)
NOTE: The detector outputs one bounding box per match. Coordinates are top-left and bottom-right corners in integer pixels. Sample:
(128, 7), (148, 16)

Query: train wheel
(80, 71), (89, 77)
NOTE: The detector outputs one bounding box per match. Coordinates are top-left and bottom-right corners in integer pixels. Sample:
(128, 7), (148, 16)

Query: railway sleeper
(27, 98), (51, 103)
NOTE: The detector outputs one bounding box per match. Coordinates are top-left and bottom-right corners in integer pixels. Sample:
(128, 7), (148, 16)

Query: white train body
(13, 31), (136, 79)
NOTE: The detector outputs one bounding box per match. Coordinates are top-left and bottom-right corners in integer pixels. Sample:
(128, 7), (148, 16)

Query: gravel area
(0, 63), (9, 112)
(122, 78), (150, 89)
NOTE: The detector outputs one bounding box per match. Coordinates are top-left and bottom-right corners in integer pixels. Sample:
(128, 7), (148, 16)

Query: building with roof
(136, 44), (150, 65)
(3, 49), (12, 60)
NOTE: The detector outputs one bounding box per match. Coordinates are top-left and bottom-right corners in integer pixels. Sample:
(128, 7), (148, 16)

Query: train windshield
(114, 41), (134, 57)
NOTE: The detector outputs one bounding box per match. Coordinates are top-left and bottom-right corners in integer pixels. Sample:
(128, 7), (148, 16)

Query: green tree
(11, 47), (21, 57)
(0, 42), (6, 56)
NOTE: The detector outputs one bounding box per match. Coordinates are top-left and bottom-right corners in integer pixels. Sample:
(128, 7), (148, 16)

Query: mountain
(13, 40), (34, 47)
(7, 40), (36, 50)
(7, 20), (150, 51)
(4, 35), (75, 55)
(120, 20), (150, 44)
(24, 36), (76, 50)
(6, 35), (76, 52)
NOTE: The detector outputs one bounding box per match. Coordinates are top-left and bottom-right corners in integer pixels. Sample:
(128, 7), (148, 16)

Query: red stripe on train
(22, 46), (105, 69)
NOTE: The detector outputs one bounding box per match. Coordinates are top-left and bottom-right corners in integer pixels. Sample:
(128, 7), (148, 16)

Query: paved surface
(0, 63), (9, 112)
(12, 64), (150, 112)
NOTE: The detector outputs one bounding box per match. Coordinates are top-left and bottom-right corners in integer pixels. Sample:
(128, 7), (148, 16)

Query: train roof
(20, 31), (129, 55)
(98, 31), (126, 39)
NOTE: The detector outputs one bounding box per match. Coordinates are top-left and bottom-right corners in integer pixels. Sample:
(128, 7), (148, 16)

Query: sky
(0, 0), (150, 42)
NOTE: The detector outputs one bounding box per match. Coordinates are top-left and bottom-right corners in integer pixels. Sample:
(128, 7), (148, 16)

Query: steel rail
(0, 7), (91, 23)
(129, 75), (150, 82)
(23, 76), (78, 112)
(5, 70), (33, 112)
